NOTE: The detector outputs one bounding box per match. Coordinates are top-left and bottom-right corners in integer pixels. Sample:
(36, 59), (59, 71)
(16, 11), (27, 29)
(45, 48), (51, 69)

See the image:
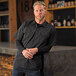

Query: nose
(38, 10), (42, 14)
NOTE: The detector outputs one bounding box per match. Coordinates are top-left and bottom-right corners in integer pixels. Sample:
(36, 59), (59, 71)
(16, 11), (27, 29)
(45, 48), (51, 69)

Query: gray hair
(33, 1), (46, 9)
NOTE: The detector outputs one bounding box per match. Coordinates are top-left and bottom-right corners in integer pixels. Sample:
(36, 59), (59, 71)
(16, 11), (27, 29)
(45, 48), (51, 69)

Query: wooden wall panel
(8, 0), (17, 43)
(44, 0), (54, 23)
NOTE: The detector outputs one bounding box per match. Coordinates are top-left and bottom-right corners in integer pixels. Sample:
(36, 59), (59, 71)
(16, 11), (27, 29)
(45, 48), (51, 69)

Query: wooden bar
(56, 26), (76, 29)
(47, 5), (76, 11)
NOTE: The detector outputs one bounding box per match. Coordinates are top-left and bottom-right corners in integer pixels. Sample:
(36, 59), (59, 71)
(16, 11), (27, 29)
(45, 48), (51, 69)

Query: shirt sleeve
(37, 26), (56, 54)
(14, 22), (26, 52)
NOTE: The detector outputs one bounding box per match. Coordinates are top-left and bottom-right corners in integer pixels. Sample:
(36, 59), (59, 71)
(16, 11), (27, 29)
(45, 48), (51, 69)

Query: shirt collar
(33, 20), (47, 27)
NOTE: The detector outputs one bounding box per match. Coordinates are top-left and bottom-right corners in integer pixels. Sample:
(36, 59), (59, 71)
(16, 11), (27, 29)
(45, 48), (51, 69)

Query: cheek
(34, 12), (36, 16)
(34, 11), (37, 15)
(34, 12), (39, 16)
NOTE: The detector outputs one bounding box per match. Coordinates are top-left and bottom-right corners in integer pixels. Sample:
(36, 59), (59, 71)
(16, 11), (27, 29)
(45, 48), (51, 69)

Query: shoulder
(45, 21), (55, 31)
(24, 20), (34, 25)
(19, 20), (34, 29)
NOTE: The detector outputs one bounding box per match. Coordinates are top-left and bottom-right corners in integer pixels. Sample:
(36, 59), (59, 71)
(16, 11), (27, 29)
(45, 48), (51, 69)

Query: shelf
(0, 11), (9, 16)
(0, 0), (17, 43)
(55, 26), (76, 29)
(0, 28), (9, 30)
(47, 6), (76, 11)
(0, 0), (8, 2)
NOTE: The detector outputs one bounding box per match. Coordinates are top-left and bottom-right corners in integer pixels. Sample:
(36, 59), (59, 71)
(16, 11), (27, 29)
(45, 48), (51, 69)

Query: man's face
(34, 5), (46, 21)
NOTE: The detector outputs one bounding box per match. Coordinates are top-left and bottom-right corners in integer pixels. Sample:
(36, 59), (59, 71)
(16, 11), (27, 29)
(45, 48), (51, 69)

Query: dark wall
(56, 28), (76, 46)
(54, 8), (75, 19)
(1, 30), (9, 42)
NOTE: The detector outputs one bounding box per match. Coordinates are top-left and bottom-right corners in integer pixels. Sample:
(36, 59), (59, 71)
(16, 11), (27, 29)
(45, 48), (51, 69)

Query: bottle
(63, 18), (66, 26)
(67, 1), (71, 6)
(50, 20), (54, 26)
(52, 0), (55, 8)
(74, 19), (76, 26)
(64, 1), (67, 7)
(57, 0), (60, 8)
(70, 0), (74, 6)
(61, 0), (65, 7)
(51, 0), (53, 8)
(54, 18), (57, 26)
(66, 16), (71, 26)
(65, 0), (68, 7)
(48, 2), (52, 9)
(54, 0), (57, 8)
(57, 16), (62, 27)
(71, 19), (74, 26)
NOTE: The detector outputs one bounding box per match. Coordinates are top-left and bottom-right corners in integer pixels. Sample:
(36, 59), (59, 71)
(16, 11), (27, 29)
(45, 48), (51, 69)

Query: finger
(24, 54), (32, 59)
(26, 51), (33, 56)
(28, 49), (33, 54)
(26, 48), (33, 55)
(24, 52), (33, 59)
(22, 50), (32, 56)
(26, 55), (33, 59)
(22, 50), (33, 59)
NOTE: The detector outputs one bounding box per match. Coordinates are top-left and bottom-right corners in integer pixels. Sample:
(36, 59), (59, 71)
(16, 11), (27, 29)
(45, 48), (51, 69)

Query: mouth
(38, 15), (42, 18)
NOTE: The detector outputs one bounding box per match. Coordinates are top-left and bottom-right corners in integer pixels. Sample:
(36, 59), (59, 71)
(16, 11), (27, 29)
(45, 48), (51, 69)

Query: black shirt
(13, 20), (56, 70)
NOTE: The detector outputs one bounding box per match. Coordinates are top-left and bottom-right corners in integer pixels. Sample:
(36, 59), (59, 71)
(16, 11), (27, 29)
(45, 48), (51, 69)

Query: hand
(28, 48), (38, 55)
(22, 49), (33, 59)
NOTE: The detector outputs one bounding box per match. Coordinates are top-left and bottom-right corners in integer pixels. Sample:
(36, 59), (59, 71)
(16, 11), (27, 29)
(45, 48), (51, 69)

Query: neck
(35, 18), (45, 24)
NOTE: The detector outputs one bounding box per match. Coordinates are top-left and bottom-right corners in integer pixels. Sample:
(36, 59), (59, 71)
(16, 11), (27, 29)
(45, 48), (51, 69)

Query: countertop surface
(0, 42), (76, 55)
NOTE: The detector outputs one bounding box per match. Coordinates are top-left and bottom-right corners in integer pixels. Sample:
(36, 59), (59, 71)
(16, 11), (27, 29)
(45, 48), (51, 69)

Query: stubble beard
(36, 15), (45, 22)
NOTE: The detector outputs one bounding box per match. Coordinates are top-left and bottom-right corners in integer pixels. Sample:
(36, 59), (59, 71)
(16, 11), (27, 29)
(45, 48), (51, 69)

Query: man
(13, 1), (56, 76)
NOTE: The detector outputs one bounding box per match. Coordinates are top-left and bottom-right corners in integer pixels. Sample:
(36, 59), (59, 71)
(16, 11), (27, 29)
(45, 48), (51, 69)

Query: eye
(35, 10), (38, 12)
(40, 9), (44, 12)
(40, 9), (42, 12)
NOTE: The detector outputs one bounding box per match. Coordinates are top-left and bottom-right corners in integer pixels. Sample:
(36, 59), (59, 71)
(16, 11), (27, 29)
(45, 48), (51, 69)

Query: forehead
(34, 5), (44, 9)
